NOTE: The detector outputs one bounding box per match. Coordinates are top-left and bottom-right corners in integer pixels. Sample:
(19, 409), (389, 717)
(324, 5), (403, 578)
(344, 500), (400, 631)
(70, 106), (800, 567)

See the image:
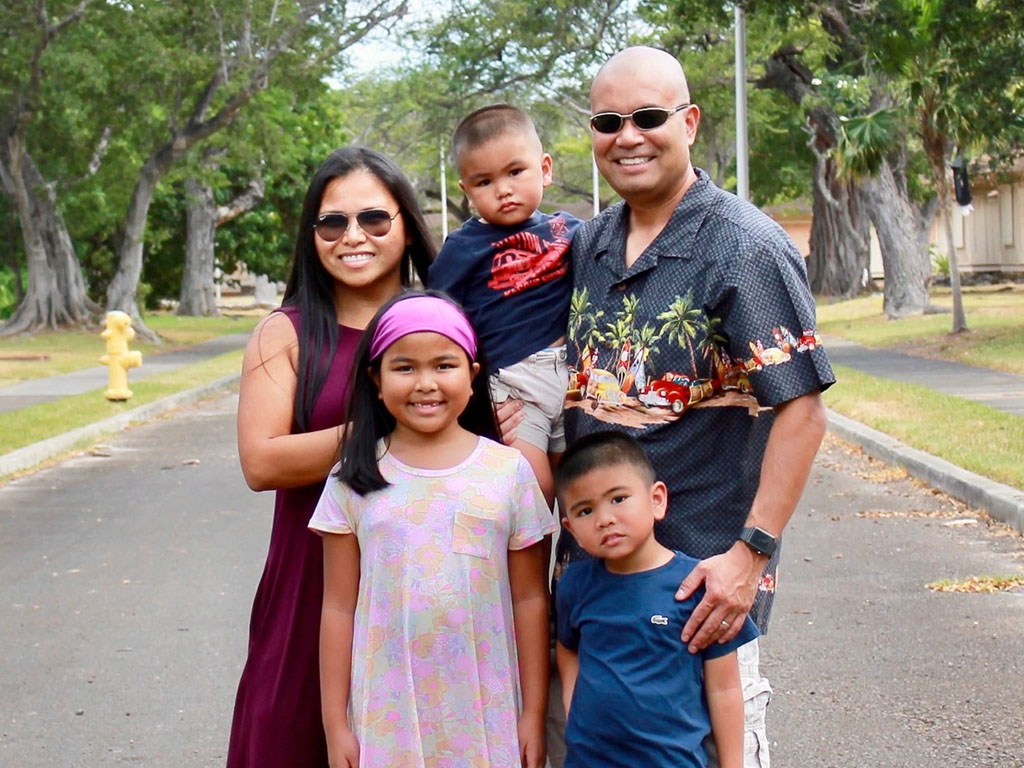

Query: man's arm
(704, 652), (745, 768)
(676, 390), (827, 651)
(555, 641), (580, 718)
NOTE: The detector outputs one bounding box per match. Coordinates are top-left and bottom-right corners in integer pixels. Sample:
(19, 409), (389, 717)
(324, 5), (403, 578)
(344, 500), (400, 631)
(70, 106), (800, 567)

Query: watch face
(742, 527), (777, 556)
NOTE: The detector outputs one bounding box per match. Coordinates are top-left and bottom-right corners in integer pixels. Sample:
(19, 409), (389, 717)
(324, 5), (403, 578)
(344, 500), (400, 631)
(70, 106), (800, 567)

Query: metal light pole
(734, 4), (750, 202)
(439, 137), (449, 240)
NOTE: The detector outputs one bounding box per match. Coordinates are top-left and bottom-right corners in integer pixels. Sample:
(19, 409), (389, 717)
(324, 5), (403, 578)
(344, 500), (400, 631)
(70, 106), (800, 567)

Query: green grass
(817, 287), (1024, 374)
(0, 350), (243, 455)
(824, 364), (1024, 491)
(0, 312), (259, 387)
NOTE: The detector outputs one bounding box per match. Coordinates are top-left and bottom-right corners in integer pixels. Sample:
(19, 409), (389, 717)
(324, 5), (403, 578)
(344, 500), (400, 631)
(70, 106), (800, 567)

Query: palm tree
(698, 314), (727, 369)
(620, 293), (640, 329)
(657, 291), (706, 379)
(569, 287), (604, 371)
(630, 323), (662, 391)
(604, 316), (634, 389)
(568, 287), (590, 357)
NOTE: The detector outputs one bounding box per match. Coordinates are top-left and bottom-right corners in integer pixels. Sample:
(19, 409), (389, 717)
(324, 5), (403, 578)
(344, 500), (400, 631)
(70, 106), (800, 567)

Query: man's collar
(591, 168), (715, 264)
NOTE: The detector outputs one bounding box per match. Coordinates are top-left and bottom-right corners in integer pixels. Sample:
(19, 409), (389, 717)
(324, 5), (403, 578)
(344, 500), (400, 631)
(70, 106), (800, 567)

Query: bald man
(553, 47), (836, 768)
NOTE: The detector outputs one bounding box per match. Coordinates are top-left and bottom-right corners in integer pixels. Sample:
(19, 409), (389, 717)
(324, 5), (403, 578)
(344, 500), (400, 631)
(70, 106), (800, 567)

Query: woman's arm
(508, 541), (550, 768)
(704, 652), (745, 768)
(320, 532), (361, 768)
(237, 312), (345, 490)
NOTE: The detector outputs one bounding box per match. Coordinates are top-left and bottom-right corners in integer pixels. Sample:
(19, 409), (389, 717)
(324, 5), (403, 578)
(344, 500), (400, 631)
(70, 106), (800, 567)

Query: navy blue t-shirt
(556, 552), (759, 768)
(428, 211), (580, 370)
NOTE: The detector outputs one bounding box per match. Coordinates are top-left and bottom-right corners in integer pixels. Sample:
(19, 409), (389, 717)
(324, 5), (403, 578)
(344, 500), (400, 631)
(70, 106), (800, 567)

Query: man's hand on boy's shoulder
(674, 542), (764, 653)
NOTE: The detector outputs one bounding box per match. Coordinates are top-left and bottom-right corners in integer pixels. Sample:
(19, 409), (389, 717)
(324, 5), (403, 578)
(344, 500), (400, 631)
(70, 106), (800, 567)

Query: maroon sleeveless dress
(227, 306), (362, 767)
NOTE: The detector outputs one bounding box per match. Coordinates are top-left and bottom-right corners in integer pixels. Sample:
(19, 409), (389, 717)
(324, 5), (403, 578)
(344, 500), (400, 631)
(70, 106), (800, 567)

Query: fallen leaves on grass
(856, 467), (909, 483)
(926, 575), (1024, 593)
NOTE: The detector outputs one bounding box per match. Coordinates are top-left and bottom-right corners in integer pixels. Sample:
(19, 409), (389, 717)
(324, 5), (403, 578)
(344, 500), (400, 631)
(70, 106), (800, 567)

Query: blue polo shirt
(561, 170), (835, 630)
(557, 552), (760, 768)
(428, 211), (580, 370)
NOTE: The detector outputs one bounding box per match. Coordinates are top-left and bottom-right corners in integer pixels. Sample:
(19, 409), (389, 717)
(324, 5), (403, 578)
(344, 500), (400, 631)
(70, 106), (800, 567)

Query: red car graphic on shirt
(487, 229), (569, 296)
(638, 372), (716, 414)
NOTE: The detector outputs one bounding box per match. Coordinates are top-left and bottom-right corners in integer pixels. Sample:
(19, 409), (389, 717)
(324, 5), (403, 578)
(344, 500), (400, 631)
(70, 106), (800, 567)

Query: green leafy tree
(101, 0), (408, 340)
(335, 0), (630, 230)
(1, 0), (101, 334)
(870, 0), (1024, 329)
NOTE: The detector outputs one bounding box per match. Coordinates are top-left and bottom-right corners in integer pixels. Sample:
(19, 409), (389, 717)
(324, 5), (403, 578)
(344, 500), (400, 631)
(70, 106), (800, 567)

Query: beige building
(951, 157), (1024, 274)
(765, 159), (1024, 279)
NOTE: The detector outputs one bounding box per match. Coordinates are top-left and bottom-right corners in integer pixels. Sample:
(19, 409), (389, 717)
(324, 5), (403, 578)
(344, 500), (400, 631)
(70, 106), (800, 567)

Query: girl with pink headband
(309, 290), (556, 768)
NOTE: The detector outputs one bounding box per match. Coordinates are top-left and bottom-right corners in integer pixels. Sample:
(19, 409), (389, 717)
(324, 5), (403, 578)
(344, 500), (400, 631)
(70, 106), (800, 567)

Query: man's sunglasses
(588, 104), (692, 134)
(314, 209), (400, 241)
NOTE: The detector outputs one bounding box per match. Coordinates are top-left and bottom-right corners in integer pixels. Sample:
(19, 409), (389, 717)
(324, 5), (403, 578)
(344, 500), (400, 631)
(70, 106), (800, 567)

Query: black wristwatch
(738, 526), (778, 558)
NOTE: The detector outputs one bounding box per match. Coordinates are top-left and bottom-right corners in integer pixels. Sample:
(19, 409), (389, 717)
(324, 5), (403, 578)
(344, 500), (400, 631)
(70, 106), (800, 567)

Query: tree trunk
(803, 106), (872, 299)
(178, 177), (219, 317)
(941, 198), (968, 332)
(2, 206), (25, 302)
(107, 156), (164, 342)
(178, 173), (264, 316)
(26, 153), (99, 323)
(862, 158), (939, 318)
(931, 159), (968, 332)
(807, 168), (871, 298)
(1, 141), (98, 335)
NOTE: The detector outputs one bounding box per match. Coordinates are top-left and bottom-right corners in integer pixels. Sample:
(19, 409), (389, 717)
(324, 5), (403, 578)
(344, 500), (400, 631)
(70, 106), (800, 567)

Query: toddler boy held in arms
(428, 104), (581, 505)
(555, 431), (759, 768)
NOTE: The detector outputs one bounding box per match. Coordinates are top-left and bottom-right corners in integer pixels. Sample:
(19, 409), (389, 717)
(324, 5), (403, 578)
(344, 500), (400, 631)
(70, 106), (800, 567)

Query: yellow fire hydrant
(100, 310), (143, 401)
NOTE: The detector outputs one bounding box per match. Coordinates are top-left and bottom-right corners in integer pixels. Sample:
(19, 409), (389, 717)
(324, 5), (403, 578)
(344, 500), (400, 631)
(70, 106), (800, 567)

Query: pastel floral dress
(309, 437), (556, 767)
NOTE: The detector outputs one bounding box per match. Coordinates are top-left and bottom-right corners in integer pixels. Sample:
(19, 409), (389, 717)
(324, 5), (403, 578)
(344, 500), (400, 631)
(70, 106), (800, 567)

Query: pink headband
(369, 295), (478, 361)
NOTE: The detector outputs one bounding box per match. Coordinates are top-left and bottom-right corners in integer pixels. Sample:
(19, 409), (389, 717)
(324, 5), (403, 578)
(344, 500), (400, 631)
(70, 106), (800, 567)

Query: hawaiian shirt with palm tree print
(562, 170), (835, 631)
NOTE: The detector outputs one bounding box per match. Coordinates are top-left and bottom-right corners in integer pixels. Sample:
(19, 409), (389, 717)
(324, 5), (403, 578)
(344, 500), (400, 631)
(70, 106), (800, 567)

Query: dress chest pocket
(452, 508), (498, 559)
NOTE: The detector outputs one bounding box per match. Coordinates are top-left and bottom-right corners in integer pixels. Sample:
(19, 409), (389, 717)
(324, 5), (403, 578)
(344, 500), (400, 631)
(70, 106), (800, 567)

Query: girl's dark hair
(282, 147), (436, 431)
(338, 290), (500, 496)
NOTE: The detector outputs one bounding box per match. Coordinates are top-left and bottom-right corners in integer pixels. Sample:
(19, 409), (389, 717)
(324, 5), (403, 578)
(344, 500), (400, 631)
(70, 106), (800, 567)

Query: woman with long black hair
(227, 147), (435, 767)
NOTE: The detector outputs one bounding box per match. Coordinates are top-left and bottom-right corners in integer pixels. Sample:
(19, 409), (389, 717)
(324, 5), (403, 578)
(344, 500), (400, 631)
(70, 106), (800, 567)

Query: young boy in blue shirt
(554, 430), (759, 768)
(428, 104), (581, 506)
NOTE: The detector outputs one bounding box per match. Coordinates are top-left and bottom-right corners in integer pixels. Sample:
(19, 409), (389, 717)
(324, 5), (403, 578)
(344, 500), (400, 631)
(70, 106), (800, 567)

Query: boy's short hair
(451, 104), (540, 171)
(555, 430), (657, 494)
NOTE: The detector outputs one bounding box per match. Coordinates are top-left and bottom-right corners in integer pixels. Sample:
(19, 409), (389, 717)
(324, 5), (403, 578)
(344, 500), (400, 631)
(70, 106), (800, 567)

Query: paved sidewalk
(0, 332), (249, 414)
(0, 332), (250, 478)
(826, 335), (1024, 417)
(823, 336), (1024, 532)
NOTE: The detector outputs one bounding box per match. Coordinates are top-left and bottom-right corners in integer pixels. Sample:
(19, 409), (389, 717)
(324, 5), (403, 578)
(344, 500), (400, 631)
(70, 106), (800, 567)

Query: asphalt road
(1, 393), (1022, 766)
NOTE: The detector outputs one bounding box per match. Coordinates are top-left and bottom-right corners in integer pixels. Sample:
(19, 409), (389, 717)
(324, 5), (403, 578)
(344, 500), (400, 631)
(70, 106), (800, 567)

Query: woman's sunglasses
(314, 209), (400, 241)
(589, 104), (692, 134)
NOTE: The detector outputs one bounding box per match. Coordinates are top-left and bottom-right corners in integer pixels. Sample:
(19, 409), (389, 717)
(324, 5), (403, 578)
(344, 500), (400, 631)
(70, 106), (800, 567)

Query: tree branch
(216, 176), (265, 225)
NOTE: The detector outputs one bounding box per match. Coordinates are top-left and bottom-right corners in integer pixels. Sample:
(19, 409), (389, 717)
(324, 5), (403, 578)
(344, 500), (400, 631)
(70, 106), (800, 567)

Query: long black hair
(338, 290), (500, 496)
(281, 147), (436, 432)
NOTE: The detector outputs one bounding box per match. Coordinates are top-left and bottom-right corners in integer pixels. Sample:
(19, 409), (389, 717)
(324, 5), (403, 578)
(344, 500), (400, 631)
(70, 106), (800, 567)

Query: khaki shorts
(705, 638), (772, 768)
(490, 346), (568, 453)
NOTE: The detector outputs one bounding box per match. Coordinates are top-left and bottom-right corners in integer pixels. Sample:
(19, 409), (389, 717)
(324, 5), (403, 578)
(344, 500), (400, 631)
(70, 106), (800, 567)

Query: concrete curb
(0, 373), (240, 478)
(827, 408), (1024, 534)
